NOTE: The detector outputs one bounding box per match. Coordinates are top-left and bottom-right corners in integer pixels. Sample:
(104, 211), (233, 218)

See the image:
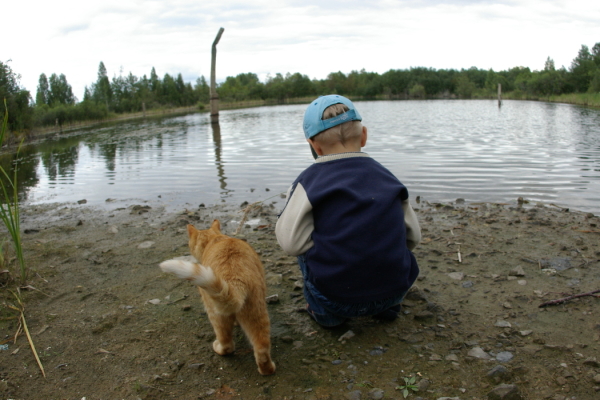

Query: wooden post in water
(498, 83), (502, 107)
(210, 27), (225, 124)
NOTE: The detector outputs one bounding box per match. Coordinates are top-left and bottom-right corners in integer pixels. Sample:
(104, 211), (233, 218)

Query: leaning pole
(210, 27), (225, 124)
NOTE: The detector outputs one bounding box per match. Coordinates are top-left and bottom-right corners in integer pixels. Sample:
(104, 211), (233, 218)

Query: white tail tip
(159, 259), (216, 287)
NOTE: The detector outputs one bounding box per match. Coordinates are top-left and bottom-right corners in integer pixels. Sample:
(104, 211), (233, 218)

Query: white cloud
(3, 0), (599, 100)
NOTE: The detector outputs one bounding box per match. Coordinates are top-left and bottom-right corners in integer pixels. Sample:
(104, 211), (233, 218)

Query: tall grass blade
(0, 99), (26, 283)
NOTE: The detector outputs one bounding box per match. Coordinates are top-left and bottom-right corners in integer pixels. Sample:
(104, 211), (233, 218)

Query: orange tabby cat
(159, 219), (275, 375)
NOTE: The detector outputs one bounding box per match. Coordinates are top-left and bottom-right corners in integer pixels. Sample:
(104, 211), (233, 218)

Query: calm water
(6, 100), (600, 213)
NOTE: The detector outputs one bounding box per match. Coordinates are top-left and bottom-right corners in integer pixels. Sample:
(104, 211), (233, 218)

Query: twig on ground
(538, 289), (600, 308)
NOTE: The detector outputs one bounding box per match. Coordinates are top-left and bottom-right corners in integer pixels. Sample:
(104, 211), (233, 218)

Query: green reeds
(0, 100), (26, 283)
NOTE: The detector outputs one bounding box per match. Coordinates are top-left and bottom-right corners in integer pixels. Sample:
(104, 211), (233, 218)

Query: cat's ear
(211, 219), (221, 233)
(187, 224), (196, 237)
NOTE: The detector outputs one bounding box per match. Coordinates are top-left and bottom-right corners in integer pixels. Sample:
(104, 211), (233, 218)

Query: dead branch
(538, 289), (600, 308)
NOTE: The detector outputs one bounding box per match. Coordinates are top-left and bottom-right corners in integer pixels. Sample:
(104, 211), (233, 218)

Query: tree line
(1, 41), (599, 135)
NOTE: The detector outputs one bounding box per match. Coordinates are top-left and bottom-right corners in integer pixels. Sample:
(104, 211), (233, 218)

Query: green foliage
(395, 376), (419, 398)
(0, 60), (33, 133)
(6, 40), (600, 131)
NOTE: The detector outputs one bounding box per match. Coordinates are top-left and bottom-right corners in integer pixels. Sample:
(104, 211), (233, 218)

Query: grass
(0, 100), (26, 283)
(0, 101), (45, 377)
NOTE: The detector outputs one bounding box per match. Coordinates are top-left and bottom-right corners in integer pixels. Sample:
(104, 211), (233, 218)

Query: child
(275, 94), (421, 327)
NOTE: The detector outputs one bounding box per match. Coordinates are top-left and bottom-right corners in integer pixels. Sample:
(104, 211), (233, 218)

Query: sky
(4, 0), (599, 102)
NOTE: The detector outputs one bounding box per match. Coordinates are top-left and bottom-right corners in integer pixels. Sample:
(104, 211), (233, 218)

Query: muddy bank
(1, 198), (600, 400)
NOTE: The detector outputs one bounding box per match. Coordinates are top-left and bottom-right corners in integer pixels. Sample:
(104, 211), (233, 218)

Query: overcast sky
(4, 0), (598, 101)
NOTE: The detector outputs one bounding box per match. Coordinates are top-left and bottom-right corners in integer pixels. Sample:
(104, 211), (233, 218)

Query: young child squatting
(275, 94), (421, 327)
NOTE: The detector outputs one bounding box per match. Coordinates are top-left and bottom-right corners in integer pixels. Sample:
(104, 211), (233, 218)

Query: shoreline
(2, 195), (600, 399)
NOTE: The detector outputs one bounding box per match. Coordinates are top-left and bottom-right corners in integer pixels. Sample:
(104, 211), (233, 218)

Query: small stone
(339, 330), (355, 342)
(77, 199), (87, 204)
(345, 390), (362, 400)
(265, 273), (283, 285)
(265, 294), (279, 304)
(188, 363), (204, 370)
(448, 272), (464, 280)
(148, 298), (161, 305)
(583, 358), (600, 368)
(414, 311), (435, 321)
(429, 353), (442, 361)
(332, 359), (343, 365)
(487, 365), (512, 383)
(519, 330), (533, 336)
(517, 280), (527, 286)
(445, 353), (459, 362)
(367, 388), (384, 400)
(509, 266), (525, 277)
(181, 304), (192, 311)
(496, 351), (514, 363)
(487, 383), (521, 400)
(138, 241), (155, 249)
(495, 320), (512, 328)
(468, 346), (492, 360)
(593, 374), (600, 384)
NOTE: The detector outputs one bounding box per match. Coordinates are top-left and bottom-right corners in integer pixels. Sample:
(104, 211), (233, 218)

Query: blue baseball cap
(303, 95), (362, 139)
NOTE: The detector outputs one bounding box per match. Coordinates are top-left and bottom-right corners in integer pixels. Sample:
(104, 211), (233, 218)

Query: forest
(1, 41), (599, 136)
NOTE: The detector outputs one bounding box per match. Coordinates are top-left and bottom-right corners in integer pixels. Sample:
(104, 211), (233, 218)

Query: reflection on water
(2, 100), (600, 213)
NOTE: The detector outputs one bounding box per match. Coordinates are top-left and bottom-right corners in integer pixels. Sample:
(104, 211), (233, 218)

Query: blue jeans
(297, 254), (407, 327)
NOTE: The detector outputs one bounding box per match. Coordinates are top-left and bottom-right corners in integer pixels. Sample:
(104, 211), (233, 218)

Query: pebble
(509, 266), (525, 277)
(487, 365), (511, 383)
(487, 383), (521, 400)
(332, 359), (343, 365)
(495, 351), (514, 363)
(345, 390), (362, 400)
(339, 330), (355, 342)
(448, 272), (464, 280)
(367, 388), (384, 399)
(494, 320), (512, 328)
(462, 281), (474, 288)
(265, 294), (279, 304)
(137, 241), (155, 249)
(468, 347), (492, 360)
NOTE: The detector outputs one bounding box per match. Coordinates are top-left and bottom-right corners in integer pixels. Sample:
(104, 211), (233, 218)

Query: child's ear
(307, 138), (324, 156)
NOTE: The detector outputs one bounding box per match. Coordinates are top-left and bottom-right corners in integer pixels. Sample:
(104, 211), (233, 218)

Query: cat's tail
(159, 259), (217, 287)
(159, 260), (243, 313)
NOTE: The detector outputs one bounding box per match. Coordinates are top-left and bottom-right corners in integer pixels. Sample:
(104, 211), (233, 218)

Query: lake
(6, 99), (600, 214)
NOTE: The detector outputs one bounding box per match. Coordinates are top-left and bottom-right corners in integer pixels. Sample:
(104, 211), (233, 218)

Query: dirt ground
(1, 198), (599, 400)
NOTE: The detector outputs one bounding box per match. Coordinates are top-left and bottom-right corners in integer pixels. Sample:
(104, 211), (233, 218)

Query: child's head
(303, 95), (366, 154)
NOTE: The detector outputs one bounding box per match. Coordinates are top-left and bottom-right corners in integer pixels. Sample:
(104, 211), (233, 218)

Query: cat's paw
(213, 340), (234, 355)
(258, 360), (276, 376)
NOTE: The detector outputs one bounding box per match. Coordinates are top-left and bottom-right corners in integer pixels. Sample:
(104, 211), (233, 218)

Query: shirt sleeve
(275, 183), (315, 255)
(402, 199), (421, 251)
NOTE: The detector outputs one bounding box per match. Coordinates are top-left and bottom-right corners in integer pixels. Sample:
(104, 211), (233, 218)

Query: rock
(593, 374), (600, 384)
(265, 273), (283, 285)
(188, 363), (204, 370)
(539, 257), (571, 271)
(487, 365), (512, 384)
(448, 272), (464, 280)
(462, 281), (474, 288)
(414, 311), (435, 321)
(418, 378), (431, 391)
(332, 359), (343, 365)
(265, 294), (279, 304)
(367, 388), (384, 399)
(429, 353), (442, 361)
(339, 330), (355, 342)
(77, 199), (87, 204)
(496, 352), (514, 363)
(509, 266), (525, 277)
(583, 358), (600, 368)
(137, 241), (155, 249)
(445, 353), (459, 362)
(519, 330), (533, 336)
(487, 384), (521, 400)
(495, 320), (512, 328)
(468, 347), (492, 360)
(345, 390), (362, 400)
